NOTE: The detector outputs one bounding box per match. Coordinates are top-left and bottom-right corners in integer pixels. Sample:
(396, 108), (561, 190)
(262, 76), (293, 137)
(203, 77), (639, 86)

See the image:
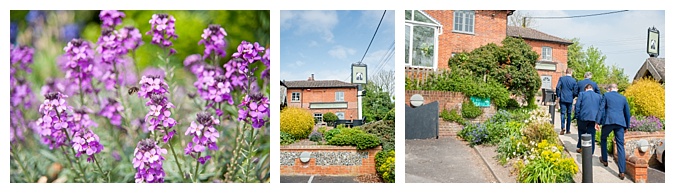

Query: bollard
(549, 104), (556, 124)
(581, 134), (593, 183)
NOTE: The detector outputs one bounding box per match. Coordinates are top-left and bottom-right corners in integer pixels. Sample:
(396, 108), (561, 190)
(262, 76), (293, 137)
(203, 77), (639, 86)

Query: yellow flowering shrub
(280, 107), (315, 139)
(623, 78), (665, 119)
(375, 149), (395, 183)
(517, 140), (578, 183)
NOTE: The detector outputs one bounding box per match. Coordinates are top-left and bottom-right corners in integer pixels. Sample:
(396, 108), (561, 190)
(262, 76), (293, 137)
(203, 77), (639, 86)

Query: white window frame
(335, 91), (344, 102)
(405, 10), (442, 70)
(314, 113), (323, 123)
(336, 112), (345, 120)
(291, 92), (300, 102)
(542, 47), (552, 61)
(453, 10), (475, 34)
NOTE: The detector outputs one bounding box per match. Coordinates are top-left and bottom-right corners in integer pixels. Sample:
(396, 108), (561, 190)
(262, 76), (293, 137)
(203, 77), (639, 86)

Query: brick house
(283, 75), (358, 122)
(507, 26), (573, 89)
(405, 10), (572, 91)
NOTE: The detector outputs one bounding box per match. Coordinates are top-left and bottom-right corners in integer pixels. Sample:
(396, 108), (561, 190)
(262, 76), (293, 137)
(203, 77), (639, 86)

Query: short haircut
(585, 84), (593, 90)
(608, 83), (618, 90)
(584, 72), (592, 79)
(566, 68), (574, 74)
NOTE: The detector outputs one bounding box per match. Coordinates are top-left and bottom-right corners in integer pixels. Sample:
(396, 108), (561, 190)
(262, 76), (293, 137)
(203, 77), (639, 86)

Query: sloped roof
(284, 80), (357, 89)
(634, 57), (665, 82)
(507, 26), (573, 45)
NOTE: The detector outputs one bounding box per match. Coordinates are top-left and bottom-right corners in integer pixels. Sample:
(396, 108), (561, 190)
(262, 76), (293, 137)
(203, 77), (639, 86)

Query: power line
(359, 10), (387, 63)
(527, 10), (629, 19)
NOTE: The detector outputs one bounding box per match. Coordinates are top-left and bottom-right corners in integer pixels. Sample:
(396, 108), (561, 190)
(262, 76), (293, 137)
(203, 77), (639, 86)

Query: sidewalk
(552, 107), (631, 183)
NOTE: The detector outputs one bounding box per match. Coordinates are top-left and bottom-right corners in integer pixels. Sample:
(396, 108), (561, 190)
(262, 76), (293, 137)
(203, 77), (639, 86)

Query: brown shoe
(576, 148), (582, 153)
(599, 157), (608, 167)
(618, 173), (625, 180)
(560, 130), (565, 135)
(566, 131), (571, 134)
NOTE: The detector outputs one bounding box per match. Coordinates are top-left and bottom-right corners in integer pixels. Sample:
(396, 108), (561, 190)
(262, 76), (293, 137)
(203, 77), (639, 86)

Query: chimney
(308, 73), (314, 81)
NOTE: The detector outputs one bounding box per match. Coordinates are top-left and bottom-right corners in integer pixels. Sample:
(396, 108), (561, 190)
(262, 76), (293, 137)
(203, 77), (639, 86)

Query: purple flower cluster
(41, 78), (76, 97)
(184, 112), (220, 164)
(198, 24), (228, 59)
(194, 66), (233, 106)
(147, 13), (178, 55)
(11, 78), (37, 109)
(261, 48), (270, 80)
(63, 39), (95, 94)
(99, 98), (124, 127)
(223, 41), (266, 91)
(71, 109), (103, 162)
(138, 76), (177, 140)
(99, 10), (125, 29)
(36, 92), (73, 149)
(184, 54), (207, 75)
(238, 93), (270, 129)
(10, 44), (35, 72)
(118, 26), (143, 53)
(96, 29), (124, 90)
(629, 115), (664, 132)
(132, 139), (167, 183)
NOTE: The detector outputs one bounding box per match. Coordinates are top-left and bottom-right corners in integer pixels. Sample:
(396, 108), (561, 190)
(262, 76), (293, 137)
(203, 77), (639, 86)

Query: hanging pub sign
(351, 62), (367, 84)
(647, 27), (660, 57)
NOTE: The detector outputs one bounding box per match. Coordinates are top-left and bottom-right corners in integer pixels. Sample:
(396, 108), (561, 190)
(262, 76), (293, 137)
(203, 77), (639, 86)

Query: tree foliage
(448, 37), (541, 104)
(363, 82), (394, 123)
(567, 38), (631, 92)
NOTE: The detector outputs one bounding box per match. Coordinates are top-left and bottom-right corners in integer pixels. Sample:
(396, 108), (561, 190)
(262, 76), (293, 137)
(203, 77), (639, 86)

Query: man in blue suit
(556, 68), (577, 135)
(574, 84), (601, 154)
(575, 72), (600, 98)
(596, 83), (631, 180)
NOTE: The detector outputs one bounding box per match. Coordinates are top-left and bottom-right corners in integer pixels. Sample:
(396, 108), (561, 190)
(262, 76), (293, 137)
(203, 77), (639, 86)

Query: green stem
(163, 127), (186, 182)
(193, 152), (202, 183)
(92, 155), (108, 182)
(242, 126), (257, 183)
(63, 129), (88, 183)
(10, 146), (32, 183)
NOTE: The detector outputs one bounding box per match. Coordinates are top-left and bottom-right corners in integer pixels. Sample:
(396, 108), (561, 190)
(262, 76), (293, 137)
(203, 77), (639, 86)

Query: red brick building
(404, 10), (572, 90)
(284, 75), (358, 122)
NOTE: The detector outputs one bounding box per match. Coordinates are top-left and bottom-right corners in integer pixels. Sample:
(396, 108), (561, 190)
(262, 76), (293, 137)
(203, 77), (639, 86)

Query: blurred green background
(10, 10), (270, 86)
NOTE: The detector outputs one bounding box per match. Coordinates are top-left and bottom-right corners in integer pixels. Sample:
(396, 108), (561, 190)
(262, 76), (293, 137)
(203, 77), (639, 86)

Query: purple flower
(36, 92), (74, 149)
(10, 78), (37, 109)
(138, 75), (169, 99)
(198, 24), (228, 59)
(99, 98), (124, 127)
(10, 109), (27, 143)
(238, 93), (270, 129)
(231, 41), (264, 64)
(132, 139), (167, 183)
(10, 44), (34, 72)
(184, 112), (220, 164)
(147, 13), (178, 54)
(63, 39), (95, 94)
(117, 26), (143, 53)
(71, 126), (104, 162)
(142, 67), (166, 80)
(223, 57), (249, 91)
(193, 66), (233, 106)
(184, 54), (207, 75)
(99, 10), (125, 29)
(41, 78), (76, 97)
(262, 48), (270, 80)
(138, 76), (176, 141)
(112, 151), (122, 161)
(97, 28), (122, 65)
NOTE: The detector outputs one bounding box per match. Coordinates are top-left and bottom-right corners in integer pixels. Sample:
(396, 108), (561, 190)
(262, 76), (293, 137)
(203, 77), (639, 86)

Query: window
(542, 47), (552, 61)
(291, 92), (300, 102)
(405, 10), (441, 69)
(336, 112), (345, 120)
(453, 10), (475, 34)
(335, 91), (344, 102)
(314, 113), (323, 123)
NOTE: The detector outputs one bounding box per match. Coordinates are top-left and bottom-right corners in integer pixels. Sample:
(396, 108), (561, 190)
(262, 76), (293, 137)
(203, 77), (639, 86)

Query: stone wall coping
(280, 145), (383, 151)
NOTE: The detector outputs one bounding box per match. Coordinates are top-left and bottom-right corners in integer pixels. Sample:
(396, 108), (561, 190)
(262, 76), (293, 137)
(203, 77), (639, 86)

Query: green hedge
(327, 128), (381, 150)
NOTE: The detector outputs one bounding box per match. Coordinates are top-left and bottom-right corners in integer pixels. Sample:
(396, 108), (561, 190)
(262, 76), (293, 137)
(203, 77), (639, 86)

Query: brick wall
(523, 39), (569, 89)
(613, 131), (665, 183)
(280, 145), (381, 176)
(406, 90), (497, 137)
(425, 10), (510, 70)
(287, 87), (358, 120)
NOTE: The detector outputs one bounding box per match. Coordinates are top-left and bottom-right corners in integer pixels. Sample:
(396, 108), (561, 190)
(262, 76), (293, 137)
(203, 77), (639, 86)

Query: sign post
(647, 27), (660, 57)
(352, 62), (367, 121)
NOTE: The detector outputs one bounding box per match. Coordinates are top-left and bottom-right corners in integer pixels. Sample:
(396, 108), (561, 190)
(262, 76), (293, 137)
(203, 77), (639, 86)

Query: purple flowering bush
(629, 115), (664, 132)
(10, 10), (270, 183)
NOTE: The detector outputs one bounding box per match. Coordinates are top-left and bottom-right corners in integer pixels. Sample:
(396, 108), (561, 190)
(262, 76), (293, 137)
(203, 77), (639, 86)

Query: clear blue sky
(514, 10), (665, 82)
(280, 10), (395, 82)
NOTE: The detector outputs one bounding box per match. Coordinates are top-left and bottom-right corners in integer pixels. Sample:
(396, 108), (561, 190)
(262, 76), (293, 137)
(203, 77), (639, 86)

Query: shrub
(327, 128), (381, 150)
(375, 149), (395, 183)
(384, 107), (395, 121)
(361, 120), (395, 151)
(317, 127), (328, 135)
(324, 128), (342, 142)
(516, 140), (578, 183)
(496, 134), (530, 165)
(461, 100), (482, 119)
(458, 123), (488, 146)
(323, 112), (338, 124)
(506, 98), (520, 109)
(629, 115), (663, 132)
(522, 122), (557, 145)
(415, 69), (510, 109)
(623, 78), (665, 119)
(280, 131), (296, 145)
(309, 130), (323, 142)
(440, 108), (465, 125)
(280, 107), (315, 139)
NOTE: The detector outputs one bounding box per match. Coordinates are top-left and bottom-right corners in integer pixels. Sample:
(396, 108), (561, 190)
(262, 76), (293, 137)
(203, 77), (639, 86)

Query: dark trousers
(600, 124), (626, 173)
(576, 120), (596, 154)
(559, 102), (573, 132)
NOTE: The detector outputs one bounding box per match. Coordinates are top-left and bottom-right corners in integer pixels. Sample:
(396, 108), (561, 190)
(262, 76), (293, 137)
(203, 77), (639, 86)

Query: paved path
(405, 138), (496, 183)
